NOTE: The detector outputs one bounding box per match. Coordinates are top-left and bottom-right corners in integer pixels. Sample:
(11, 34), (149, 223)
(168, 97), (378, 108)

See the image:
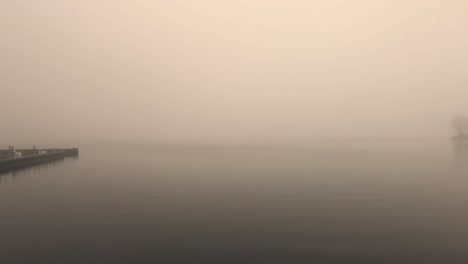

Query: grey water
(1, 141), (468, 263)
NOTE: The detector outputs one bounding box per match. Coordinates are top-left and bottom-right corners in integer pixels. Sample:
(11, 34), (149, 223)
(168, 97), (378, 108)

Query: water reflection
(0, 157), (78, 183)
(452, 140), (468, 168)
(2, 144), (468, 263)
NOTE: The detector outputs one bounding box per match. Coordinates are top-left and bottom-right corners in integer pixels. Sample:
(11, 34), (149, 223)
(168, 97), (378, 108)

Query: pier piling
(0, 147), (79, 174)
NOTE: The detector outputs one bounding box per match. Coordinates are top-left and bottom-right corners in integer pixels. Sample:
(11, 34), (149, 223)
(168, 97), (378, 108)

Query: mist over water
(2, 0), (468, 263)
(1, 141), (468, 263)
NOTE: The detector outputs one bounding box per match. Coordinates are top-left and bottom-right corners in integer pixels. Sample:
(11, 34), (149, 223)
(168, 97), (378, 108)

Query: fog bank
(1, 0), (467, 144)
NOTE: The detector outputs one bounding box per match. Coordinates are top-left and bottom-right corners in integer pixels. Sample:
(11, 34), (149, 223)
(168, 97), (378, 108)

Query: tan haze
(1, 0), (467, 145)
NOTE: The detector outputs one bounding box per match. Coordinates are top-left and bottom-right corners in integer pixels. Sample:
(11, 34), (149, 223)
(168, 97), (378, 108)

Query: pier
(0, 147), (79, 174)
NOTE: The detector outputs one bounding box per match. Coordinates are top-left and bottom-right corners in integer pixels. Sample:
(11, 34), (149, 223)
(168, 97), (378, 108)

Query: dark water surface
(1, 142), (468, 263)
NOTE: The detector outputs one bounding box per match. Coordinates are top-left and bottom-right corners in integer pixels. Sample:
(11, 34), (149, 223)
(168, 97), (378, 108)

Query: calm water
(1, 141), (468, 263)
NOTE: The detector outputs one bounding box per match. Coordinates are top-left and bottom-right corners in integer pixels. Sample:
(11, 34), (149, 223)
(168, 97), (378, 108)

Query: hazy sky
(1, 0), (467, 144)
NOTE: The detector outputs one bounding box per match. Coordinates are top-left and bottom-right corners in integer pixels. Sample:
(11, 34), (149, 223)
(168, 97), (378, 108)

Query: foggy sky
(1, 0), (467, 144)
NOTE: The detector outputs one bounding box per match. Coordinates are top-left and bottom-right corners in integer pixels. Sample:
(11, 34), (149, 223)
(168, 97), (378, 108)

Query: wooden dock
(0, 148), (79, 174)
